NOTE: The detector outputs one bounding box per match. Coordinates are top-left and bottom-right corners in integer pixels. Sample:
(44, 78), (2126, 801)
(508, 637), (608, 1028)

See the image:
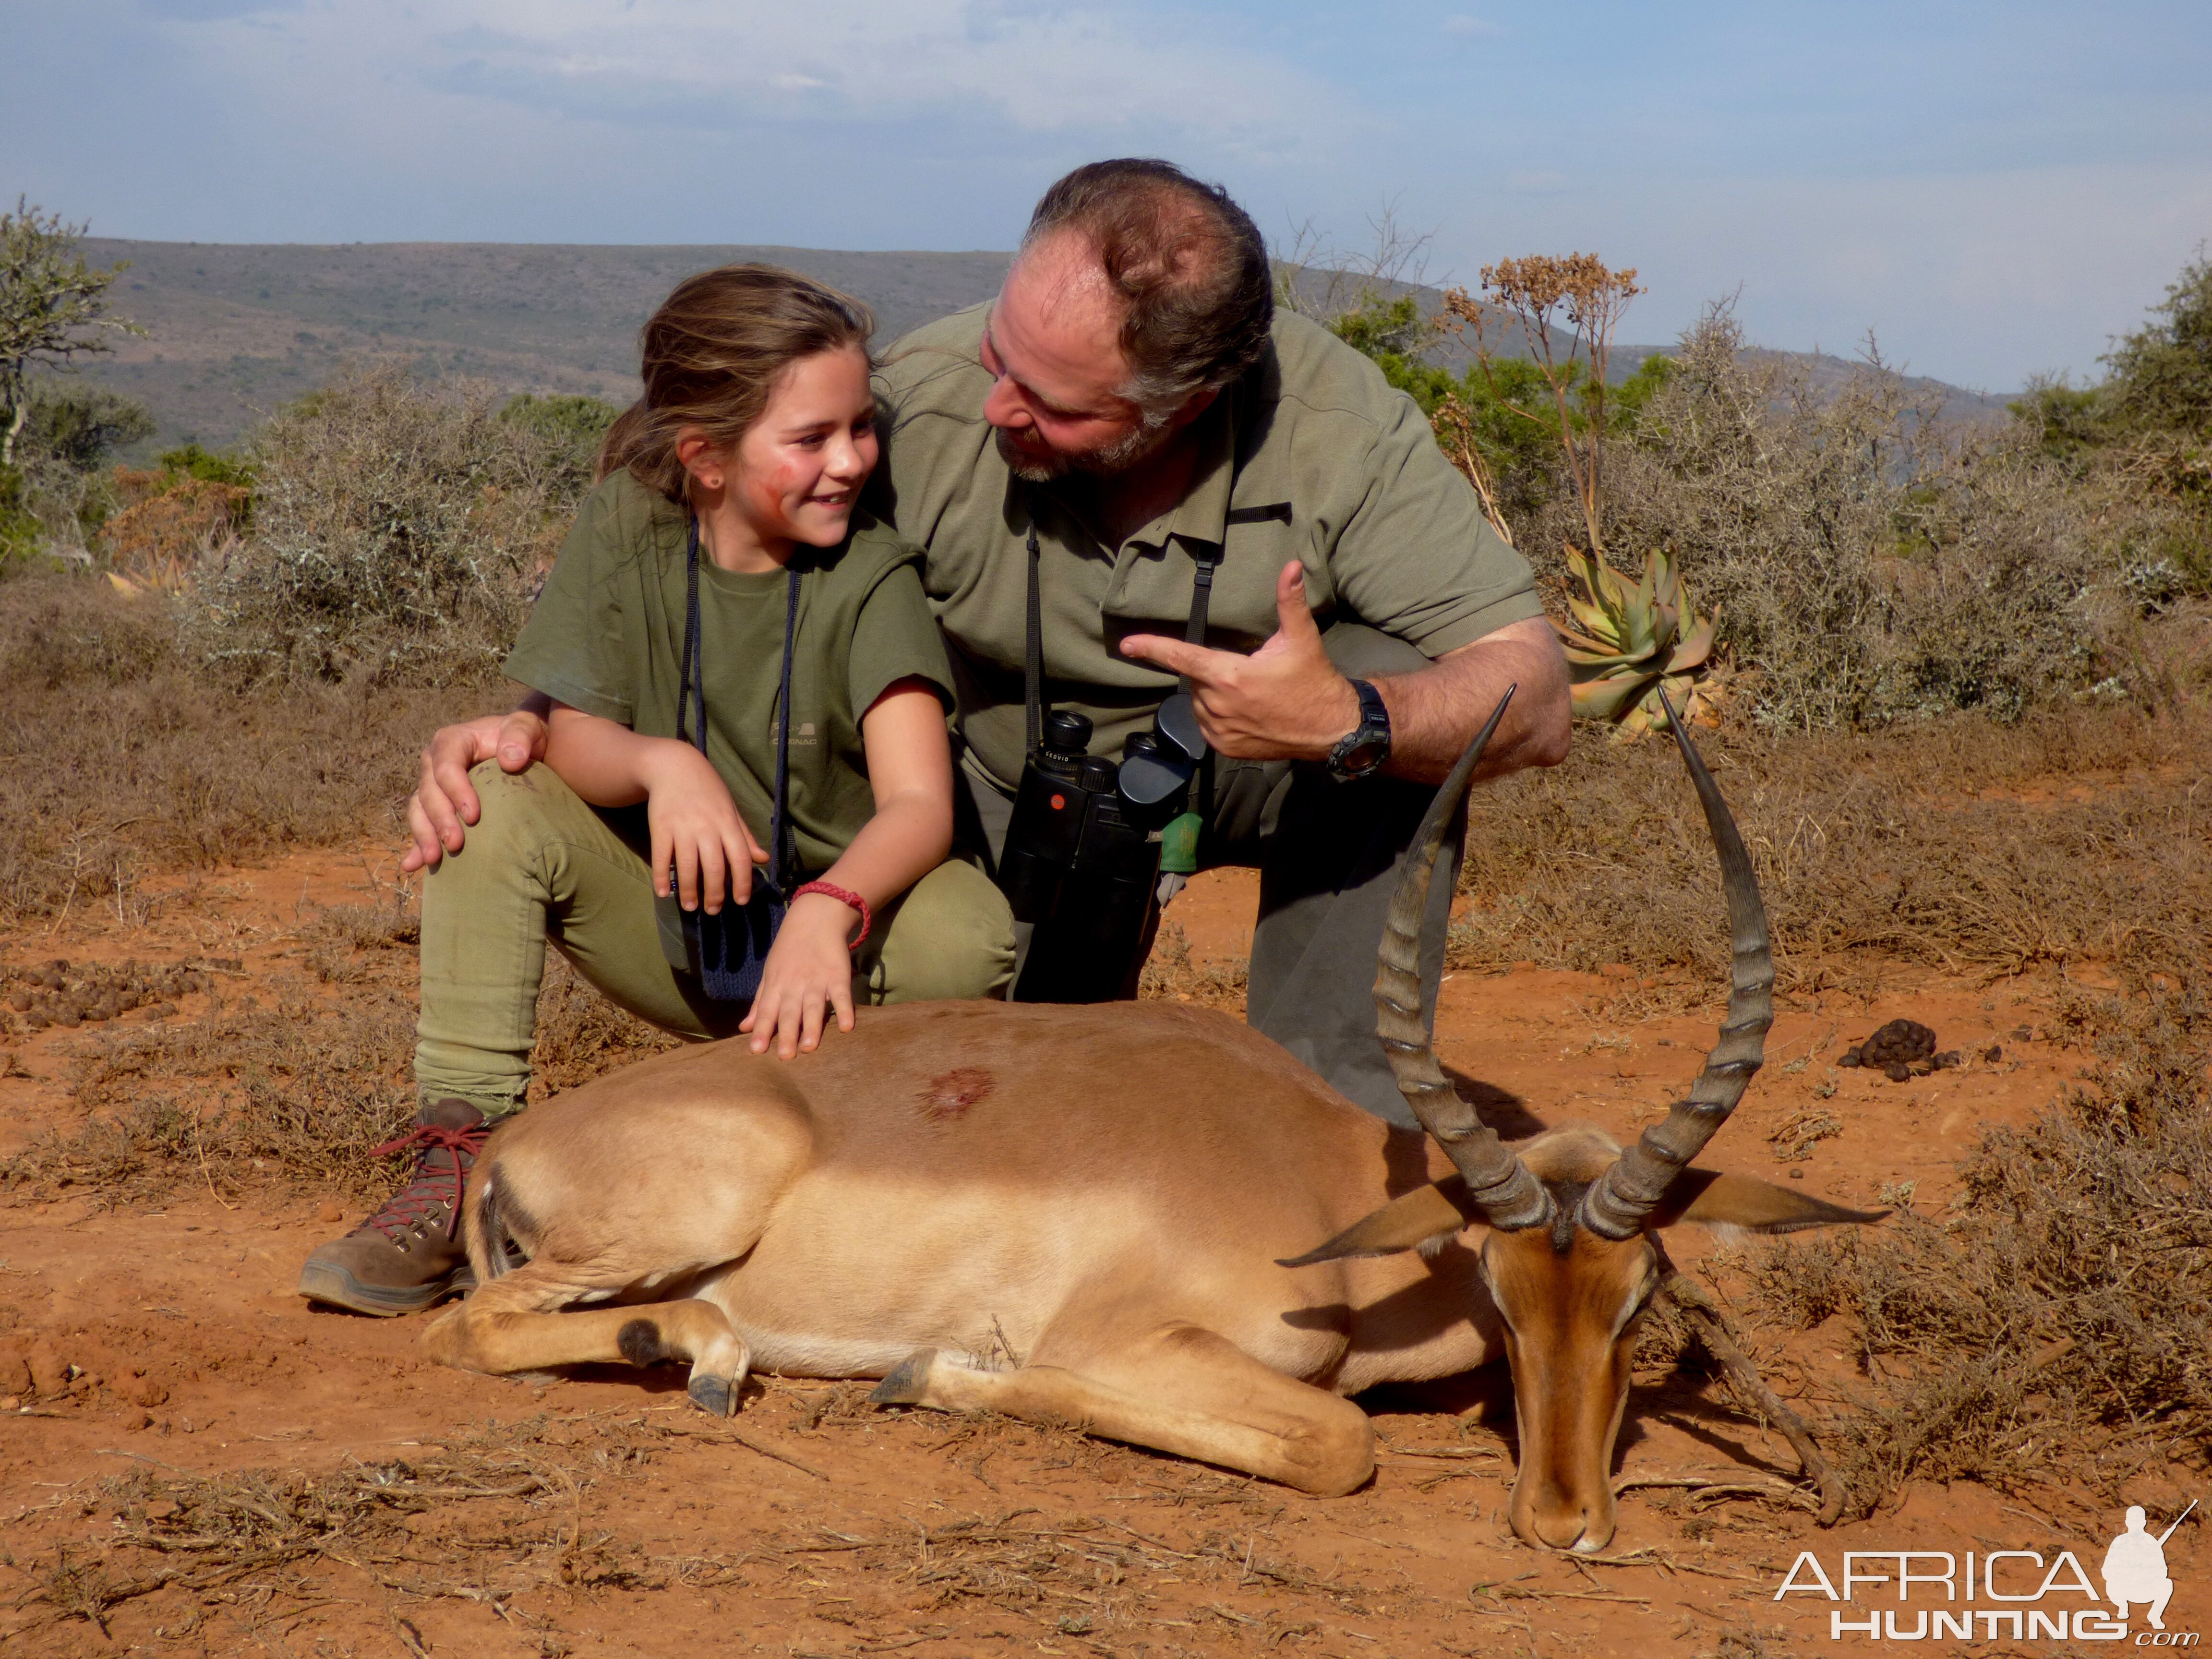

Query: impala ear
(1645, 1168), (1888, 1234)
(1277, 1178), (1478, 1268)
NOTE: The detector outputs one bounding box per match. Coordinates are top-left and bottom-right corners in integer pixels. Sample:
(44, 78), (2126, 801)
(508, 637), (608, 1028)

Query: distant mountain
(70, 238), (1016, 452)
(62, 239), (2015, 454)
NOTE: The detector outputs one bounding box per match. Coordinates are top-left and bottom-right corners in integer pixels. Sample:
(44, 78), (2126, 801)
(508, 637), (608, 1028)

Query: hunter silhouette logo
(1773, 1498), (2198, 1643)
(2105, 1502), (2193, 1632)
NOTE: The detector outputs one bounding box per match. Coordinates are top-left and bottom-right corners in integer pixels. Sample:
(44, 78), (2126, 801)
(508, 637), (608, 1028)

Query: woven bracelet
(792, 880), (872, 948)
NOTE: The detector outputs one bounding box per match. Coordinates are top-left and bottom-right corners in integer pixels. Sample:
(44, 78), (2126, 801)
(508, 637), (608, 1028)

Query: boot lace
(361, 1120), (492, 1243)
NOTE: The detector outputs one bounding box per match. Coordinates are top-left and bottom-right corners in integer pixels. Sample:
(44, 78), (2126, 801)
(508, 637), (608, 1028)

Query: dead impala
(425, 698), (1881, 1553)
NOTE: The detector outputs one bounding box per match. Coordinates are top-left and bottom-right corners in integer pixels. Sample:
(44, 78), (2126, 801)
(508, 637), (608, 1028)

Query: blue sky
(6, 0), (2208, 390)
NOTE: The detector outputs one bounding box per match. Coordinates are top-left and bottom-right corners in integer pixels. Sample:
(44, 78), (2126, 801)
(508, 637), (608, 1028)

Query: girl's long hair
(597, 264), (875, 502)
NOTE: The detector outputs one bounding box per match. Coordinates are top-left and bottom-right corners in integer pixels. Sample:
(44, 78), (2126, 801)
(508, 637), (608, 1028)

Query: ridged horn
(1579, 689), (1774, 1240)
(1374, 686), (1554, 1233)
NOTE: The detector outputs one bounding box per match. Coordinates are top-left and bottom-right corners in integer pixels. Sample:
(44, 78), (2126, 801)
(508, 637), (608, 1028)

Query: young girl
(300, 266), (1015, 1318)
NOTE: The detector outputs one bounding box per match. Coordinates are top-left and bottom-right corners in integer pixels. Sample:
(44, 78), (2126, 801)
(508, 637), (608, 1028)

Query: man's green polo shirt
(870, 303), (1545, 790)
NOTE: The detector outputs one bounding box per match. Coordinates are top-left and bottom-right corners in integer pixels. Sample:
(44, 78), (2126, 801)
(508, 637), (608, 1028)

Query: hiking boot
(297, 1098), (493, 1316)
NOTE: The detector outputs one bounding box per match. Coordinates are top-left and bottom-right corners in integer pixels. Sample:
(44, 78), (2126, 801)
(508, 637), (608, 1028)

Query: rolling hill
(63, 238), (2013, 454)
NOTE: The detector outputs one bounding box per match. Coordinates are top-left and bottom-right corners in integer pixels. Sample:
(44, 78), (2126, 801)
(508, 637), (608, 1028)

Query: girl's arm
(741, 676), (954, 1058)
(543, 702), (769, 913)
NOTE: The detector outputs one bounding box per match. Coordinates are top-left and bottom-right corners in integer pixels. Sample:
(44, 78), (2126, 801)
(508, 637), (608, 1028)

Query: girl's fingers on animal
(829, 976), (856, 1036)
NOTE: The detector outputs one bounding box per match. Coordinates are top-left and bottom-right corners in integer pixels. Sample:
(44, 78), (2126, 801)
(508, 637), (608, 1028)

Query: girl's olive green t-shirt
(504, 471), (954, 876)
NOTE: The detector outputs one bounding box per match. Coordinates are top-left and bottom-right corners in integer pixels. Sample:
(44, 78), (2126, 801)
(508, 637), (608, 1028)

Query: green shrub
(499, 392), (620, 494)
(186, 362), (593, 687)
(155, 442), (256, 490)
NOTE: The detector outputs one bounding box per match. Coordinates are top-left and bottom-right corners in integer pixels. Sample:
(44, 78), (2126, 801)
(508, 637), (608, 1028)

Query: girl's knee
(874, 862), (1015, 1003)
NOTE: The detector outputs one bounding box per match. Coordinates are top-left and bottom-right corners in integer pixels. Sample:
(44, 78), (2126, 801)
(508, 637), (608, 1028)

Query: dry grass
(1452, 697), (2212, 986)
(0, 572), (481, 923)
(1748, 980), (2212, 1513)
(6, 1395), (1428, 1652)
(0, 921), (679, 1204)
(1137, 921), (1250, 1012)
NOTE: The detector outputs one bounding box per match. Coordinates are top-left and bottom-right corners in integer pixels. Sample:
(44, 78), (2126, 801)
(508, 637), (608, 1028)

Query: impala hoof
(869, 1349), (937, 1406)
(687, 1372), (740, 1417)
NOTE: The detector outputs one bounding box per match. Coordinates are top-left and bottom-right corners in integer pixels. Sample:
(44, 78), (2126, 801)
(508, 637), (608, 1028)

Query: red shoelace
(362, 1120), (491, 1242)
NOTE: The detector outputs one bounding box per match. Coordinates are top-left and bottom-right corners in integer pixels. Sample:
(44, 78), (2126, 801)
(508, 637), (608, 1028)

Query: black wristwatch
(1325, 679), (1392, 782)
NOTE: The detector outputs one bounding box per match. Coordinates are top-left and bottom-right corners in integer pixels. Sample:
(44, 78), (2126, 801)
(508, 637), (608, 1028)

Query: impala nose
(1528, 1501), (1613, 1554)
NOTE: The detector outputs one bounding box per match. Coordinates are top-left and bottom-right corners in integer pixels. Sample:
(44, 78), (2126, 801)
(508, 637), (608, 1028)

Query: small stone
(317, 1202), (343, 1224)
(1934, 1050), (1963, 1070)
(1837, 1048), (1862, 1068)
(53, 1006), (81, 1028)
(1788, 1168), (1804, 1180)
(1983, 1044), (2003, 1063)
(2012, 1024), (2032, 1041)
(1884, 1061), (1911, 1082)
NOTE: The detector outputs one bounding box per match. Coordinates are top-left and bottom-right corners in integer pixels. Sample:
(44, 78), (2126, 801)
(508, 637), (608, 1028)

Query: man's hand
(1119, 561), (1358, 762)
(400, 698), (551, 873)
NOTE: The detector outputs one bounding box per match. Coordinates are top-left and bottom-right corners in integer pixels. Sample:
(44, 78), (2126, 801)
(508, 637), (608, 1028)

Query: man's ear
(1167, 385), (1220, 431)
(1277, 1178), (1476, 1268)
(1646, 1168), (1888, 1234)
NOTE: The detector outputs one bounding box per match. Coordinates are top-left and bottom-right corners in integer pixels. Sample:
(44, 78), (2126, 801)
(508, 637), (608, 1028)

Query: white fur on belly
(739, 1328), (921, 1380)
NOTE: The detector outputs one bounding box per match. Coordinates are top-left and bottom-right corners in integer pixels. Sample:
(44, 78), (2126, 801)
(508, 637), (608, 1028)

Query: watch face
(1339, 736), (1388, 774)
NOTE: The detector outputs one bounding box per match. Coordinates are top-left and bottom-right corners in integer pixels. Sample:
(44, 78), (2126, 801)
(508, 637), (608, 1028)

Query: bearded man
(392, 156), (1566, 1185)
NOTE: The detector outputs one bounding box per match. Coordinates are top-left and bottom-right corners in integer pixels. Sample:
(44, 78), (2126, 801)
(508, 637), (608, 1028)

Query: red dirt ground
(0, 851), (2200, 1656)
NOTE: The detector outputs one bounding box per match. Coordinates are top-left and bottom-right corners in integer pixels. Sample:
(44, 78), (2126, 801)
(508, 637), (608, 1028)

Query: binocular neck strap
(1024, 524), (1044, 756)
(682, 517), (800, 891)
(1020, 514), (1223, 740)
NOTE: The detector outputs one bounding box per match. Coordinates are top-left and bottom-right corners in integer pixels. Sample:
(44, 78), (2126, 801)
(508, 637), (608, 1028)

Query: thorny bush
(187, 361), (587, 687)
(1749, 979), (2212, 1513)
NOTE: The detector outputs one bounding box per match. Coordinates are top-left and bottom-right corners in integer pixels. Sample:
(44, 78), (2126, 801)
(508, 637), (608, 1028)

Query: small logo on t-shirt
(794, 721), (818, 746)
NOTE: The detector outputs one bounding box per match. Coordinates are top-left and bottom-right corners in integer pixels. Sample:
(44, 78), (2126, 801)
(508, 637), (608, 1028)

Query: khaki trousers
(415, 761), (1016, 1120)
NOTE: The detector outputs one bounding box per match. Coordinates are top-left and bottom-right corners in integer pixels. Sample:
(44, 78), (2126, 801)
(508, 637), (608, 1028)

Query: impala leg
(870, 1323), (1372, 1496)
(423, 1267), (752, 1417)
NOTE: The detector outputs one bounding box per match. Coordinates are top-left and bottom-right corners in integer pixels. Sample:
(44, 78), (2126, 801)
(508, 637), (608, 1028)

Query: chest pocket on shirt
(1101, 505), (1306, 660)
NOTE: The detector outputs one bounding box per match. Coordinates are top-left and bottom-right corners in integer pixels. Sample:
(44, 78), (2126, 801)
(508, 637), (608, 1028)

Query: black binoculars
(999, 705), (1201, 1003)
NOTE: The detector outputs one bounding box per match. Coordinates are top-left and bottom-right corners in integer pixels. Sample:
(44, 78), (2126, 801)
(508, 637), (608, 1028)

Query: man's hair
(1022, 158), (1273, 418)
(597, 263), (873, 502)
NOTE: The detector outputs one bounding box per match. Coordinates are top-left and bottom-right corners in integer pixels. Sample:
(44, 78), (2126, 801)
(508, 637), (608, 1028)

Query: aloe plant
(1554, 544), (1725, 737)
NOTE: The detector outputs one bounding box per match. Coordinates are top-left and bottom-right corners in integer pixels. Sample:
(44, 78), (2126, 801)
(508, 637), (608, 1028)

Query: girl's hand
(639, 742), (769, 913)
(740, 892), (862, 1058)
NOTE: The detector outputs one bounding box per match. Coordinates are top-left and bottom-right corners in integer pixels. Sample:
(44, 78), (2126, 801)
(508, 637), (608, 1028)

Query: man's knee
(874, 861), (1016, 1003)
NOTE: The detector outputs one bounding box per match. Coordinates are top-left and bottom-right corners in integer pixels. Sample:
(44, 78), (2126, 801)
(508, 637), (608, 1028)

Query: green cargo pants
(415, 761), (1017, 1120)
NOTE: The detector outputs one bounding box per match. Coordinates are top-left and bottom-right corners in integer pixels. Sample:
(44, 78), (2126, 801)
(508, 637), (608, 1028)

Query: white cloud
(154, 0), (1356, 155)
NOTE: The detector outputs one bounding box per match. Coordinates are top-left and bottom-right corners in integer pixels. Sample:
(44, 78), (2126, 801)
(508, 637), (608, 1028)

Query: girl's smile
(684, 343), (879, 573)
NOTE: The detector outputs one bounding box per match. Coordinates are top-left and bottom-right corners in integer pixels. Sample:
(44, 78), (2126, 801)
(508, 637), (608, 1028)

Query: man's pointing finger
(1119, 633), (1233, 680)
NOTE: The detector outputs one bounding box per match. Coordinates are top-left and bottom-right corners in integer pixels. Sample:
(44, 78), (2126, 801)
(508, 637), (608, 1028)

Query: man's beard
(995, 415), (1172, 483)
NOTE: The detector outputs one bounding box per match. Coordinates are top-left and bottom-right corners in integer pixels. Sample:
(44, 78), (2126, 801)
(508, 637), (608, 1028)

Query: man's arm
(399, 692), (553, 873)
(1119, 561), (1569, 785)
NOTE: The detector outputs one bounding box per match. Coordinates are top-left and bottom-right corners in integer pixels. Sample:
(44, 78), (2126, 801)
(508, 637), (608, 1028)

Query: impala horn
(1579, 689), (1774, 1239)
(1372, 686), (1554, 1233)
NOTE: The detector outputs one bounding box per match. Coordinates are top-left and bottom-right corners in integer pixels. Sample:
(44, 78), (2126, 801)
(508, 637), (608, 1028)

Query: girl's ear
(675, 430), (726, 491)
